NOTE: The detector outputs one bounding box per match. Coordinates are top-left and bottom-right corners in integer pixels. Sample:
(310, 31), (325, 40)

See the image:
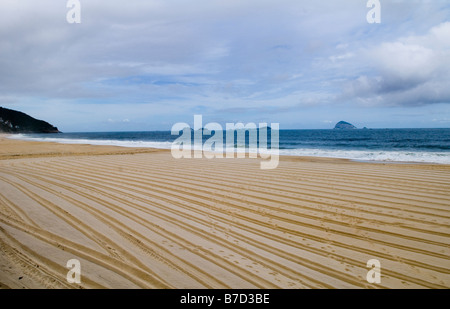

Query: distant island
(334, 121), (357, 130)
(0, 107), (61, 133)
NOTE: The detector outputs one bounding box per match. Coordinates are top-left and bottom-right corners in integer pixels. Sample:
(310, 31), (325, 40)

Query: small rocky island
(334, 121), (357, 130)
(0, 107), (61, 133)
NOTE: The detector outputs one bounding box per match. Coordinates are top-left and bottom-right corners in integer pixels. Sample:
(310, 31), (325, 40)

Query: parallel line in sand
(1, 170), (294, 288)
(13, 162), (446, 262)
(0, 173), (232, 289)
(69, 159), (450, 227)
(107, 153), (450, 184)
(55, 168), (449, 274)
(52, 154), (450, 191)
(0, 225), (104, 289)
(0, 174), (127, 262)
(43, 177), (450, 288)
(25, 161), (450, 234)
(0, 192), (39, 227)
(50, 162), (450, 286)
(1, 168), (328, 288)
(0, 169), (396, 288)
(24, 163), (450, 257)
(273, 167), (450, 194)
(1, 155), (448, 288)
(0, 226), (75, 289)
(32, 159), (446, 243)
(7, 162), (447, 266)
(11, 150), (450, 184)
(0, 175), (172, 289)
(53, 156), (450, 207)
(6, 174), (271, 289)
(43, 158), (450, 217)
(0, 174), (119, 260)
(0, 217), (169, 288)
(3, 164), (446, 286)
(139, 166), (450, 233)
(112, 152), (450, 185)
(275, 163), (450, 184)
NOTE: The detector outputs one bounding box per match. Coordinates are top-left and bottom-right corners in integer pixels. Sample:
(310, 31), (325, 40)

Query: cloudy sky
(1, 0), (450, 132)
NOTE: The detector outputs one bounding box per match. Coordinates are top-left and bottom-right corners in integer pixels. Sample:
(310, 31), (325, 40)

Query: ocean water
(9, 128), (450, 164)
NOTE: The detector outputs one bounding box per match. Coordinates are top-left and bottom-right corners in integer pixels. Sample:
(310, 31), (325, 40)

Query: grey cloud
(1, 0), (450, 131)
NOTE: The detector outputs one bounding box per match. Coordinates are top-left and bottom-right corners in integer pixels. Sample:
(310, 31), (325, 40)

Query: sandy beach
(0, 134), (449, 289)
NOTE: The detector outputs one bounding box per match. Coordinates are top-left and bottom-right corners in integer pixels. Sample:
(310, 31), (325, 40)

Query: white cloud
(329, 52), (355, 63)
(343, 22), (450, 106)
(1, 1), (449, 130)
(373, 42), (436, 81)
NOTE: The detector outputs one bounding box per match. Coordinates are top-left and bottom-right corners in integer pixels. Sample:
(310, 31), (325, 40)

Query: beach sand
(0, 134), (449, 289)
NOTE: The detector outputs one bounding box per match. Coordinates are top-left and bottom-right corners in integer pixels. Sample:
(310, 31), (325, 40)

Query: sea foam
(8, 133), (450, 164)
